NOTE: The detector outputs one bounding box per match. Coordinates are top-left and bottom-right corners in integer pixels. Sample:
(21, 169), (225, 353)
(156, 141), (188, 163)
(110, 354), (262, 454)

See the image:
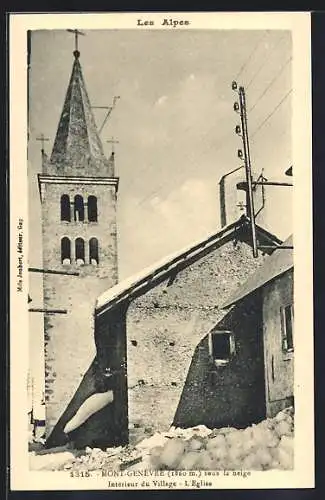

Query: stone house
(46, 216), (283, 448)
(223, 235), (294, 417)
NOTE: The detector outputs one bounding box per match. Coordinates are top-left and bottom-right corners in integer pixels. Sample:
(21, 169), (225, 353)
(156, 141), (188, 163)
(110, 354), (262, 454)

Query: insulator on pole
(238, 86), (258, 258)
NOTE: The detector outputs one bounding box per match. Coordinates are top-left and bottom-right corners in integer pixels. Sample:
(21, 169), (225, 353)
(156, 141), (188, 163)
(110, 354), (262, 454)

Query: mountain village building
(223, 235), (294, 418)
(36, 40), (292, 450)
(46, 217), (283, 449)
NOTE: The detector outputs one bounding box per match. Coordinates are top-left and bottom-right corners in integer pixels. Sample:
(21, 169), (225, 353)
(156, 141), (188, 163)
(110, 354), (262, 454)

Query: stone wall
(126, 238), (267, 435)
(41, 181), (118, 435)
(173, 295), (266, 429)
(263, 269), (294, 417)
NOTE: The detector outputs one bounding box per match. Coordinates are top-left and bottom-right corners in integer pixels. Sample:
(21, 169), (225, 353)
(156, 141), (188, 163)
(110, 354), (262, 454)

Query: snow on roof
(222, 235), (293, 308)
(95, 216), (282, 315)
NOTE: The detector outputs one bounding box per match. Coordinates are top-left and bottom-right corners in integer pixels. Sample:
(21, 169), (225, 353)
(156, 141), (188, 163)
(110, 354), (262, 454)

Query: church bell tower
(38, 38), (119, 435)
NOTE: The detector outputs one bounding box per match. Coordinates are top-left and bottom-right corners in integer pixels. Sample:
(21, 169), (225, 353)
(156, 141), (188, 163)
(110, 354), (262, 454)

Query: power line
(120, 127), (236, 214)
(120, 33), (289, 214)
(127, 89), (292, 214)
(246, 33), (290, 90)
(248, 57), (292, 113)
(119, 33), (282, 200)
(251, 88), (292, 139)
(119, 121), (236, 201)
(121, 88), (291, 215)
(234, 31), (270, 82)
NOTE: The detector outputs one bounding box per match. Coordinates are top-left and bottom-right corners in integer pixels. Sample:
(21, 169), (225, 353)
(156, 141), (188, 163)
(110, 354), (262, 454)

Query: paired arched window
(61, 237), (71, 264)
(88, 196), (98, 222)
(60, 237), (99, 265)
(89, 237), (99, 265)
(74, 195), (85, 222)
(60, 194), (98, 223)
(61, 195), (71, 222)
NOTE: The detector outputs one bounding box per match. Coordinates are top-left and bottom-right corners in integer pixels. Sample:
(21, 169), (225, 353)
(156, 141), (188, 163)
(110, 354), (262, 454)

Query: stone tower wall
(41, 180), (118, 434)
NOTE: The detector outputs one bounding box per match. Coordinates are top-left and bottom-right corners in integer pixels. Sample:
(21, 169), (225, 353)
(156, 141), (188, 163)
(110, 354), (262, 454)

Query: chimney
(219, 168), (266, 227)
(219, 168), (247, 227)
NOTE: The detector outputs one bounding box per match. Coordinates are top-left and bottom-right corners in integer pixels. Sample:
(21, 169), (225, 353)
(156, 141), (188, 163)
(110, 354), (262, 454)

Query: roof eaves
(95, 216), (282, 317)
(95, 217), (248, 315)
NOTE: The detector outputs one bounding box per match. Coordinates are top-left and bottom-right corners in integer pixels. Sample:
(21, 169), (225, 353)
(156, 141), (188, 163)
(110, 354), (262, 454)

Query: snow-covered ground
(29, 406), (294, 472)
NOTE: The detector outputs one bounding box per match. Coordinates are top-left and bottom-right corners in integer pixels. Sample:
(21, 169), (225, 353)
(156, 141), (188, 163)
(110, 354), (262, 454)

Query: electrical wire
(234, 30), (270, 82)
(125, 87), (292, 216)
(120, 33), (290, 214)
(251, 88), (292, 139)
(121, 86), (292, 214)
(120, 126), (237, 214)
(248, 57), (292, 113)
(119, 33), (285, 199)
(245, 32), (290, 90)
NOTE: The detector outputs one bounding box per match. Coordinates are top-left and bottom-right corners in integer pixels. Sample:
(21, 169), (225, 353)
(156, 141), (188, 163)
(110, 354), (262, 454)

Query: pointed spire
(49, 49), (112, 177)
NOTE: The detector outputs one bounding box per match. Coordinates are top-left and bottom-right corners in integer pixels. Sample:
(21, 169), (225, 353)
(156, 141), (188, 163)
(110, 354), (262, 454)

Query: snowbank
(29, 407), (294, 472)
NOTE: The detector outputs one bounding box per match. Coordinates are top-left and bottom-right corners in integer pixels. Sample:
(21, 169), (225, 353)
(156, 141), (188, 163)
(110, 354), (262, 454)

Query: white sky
(28, 29), (292, 280)
(28, 29), (292, 388)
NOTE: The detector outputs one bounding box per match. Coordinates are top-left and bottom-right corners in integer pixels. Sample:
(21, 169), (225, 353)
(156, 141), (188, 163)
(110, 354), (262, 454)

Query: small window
(281, 305), (294, 353)
(89, 237), (99, 265)
(88, 196), (98, 222)
(74, 195), (84, 222)
(75, 237), (85, 265)
(209, 330), (235, 367)
(61, 237), (71, 264)
(60, 195), (71, 222)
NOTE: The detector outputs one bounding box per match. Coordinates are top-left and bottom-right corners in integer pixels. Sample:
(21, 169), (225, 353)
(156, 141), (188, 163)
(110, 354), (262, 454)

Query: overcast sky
(28, 28), (292, 293)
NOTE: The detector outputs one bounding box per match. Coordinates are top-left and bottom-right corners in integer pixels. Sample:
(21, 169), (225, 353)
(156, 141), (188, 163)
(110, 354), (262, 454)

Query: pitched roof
(95, 216), (282, 316)
(49, 52), (113, 176)
(222, 235), (293, 308)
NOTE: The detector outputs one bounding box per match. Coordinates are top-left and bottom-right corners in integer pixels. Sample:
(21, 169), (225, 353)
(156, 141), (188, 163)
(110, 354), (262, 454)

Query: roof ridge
(95, 216), (282, 315)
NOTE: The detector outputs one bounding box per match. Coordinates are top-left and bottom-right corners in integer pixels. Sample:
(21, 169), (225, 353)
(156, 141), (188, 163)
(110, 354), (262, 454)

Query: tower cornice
(38, 173), (119, 202)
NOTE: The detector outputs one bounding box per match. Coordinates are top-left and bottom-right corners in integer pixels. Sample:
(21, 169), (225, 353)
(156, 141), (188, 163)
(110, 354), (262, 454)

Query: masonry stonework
(41, 181), (118, 434)
(126, 238), (267, 435)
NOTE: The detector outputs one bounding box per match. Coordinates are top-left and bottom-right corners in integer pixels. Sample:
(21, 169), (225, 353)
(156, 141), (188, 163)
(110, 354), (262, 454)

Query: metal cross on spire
(107, 137), (119, 154)
(67, 29), (85, 56)
(36, 133), (50, 153)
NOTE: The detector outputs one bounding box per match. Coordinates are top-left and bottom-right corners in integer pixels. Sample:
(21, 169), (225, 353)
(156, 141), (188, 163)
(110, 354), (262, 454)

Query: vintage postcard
(10, 12), (313, 491)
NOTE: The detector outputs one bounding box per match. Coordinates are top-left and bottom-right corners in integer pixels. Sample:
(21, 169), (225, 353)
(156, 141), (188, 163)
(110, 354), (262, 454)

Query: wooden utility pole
(232, 81), (293, 255)
(232, 82), (258, 257)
